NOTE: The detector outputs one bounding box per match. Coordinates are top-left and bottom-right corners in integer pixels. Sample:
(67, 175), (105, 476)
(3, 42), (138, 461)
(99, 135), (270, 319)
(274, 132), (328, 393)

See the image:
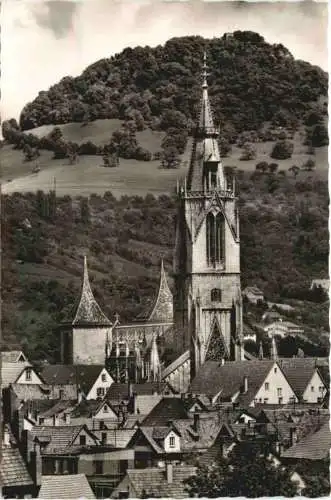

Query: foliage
(186, 441), (298, 497)
(161, 147), (181, 169)
(271, 140), (294, 160)
(13, 33), (327, 136)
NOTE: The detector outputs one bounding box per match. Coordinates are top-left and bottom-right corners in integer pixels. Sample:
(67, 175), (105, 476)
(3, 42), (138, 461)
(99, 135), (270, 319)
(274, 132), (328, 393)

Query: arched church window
(211, 288), (222, 302)
(206, 212), (225, 266)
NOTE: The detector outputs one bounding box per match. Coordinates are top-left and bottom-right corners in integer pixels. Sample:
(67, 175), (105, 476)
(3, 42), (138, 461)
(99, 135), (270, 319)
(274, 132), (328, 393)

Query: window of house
(259, 398), (262, 403)
(211, 288), (222, 302)
(264, 398), (269, 404)
(264, 382), (269, 391)
(93, 460), (104, 475)
(101, 373), (107, 382)
(277, 388), (282, 397)
(103, 404), (108, 412)
(101, 432), (107, 445)
(274, 367), (277, 373)
(169, 436), (175, 448)
(206, 212), (225, 266)
(311, 386), (315, 392)
(79, 435), (86, 446)
(25, 368), (32, 381)
(278, 397), (283, 404)
(97, 387), (105, 397)
(99, 420), (105, 430)
(59, 389), (64, 399)
(39, 418), (44, 425)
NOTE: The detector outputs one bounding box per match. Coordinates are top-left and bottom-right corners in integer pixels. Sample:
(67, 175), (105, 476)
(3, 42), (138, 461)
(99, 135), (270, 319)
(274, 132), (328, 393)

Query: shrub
(271, 140), (294, 160)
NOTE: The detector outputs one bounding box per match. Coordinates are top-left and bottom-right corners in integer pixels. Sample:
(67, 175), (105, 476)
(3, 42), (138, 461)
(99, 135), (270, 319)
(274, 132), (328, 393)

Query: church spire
(149, 334), (161, 382)
(187, 52), (225, 191)
(73, 256), (111, 326)
(147, 260), (173, 323)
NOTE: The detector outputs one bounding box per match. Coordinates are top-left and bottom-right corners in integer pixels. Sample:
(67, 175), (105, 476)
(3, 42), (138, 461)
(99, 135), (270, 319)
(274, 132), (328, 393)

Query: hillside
(1, 171), (328, 362)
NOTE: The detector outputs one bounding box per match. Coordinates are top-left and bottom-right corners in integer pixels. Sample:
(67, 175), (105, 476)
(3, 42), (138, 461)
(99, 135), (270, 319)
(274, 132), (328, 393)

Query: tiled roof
(38, 474), (95, 499)
(281, 421), (331, 460)
(72, 257), (111, 326)
(105, 382), (169, 402)
(1, 362), (33, 388)
(11, 383), (52, 400)
(21, 399), (58, 418)
(0, 445), (33, 487)
(1, 350), (27, 362)
(29, 425), (95, 454)
(39, 364), (106, 394)
(134, 394), (163, 416)
(142, 397), (188, 426)
(278, 358), (318, 397)
(171, 414), (226, 452)
(189, 360), (274, 404)
(126, 465), (196, 498)
(104, 429), (136, 448)
(162, 350), (190, 379)
(70, 399), (102, 418)
(39, 399), (77, 418)
(244, 286), (264, 296)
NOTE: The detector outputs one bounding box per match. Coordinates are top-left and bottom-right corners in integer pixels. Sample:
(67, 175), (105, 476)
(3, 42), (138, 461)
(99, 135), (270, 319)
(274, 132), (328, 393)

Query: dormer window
(169, 436), (175, 448)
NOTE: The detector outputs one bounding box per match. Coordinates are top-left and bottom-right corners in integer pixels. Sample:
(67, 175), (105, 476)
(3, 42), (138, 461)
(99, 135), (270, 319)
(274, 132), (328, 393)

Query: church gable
(205, 317), (229, 361)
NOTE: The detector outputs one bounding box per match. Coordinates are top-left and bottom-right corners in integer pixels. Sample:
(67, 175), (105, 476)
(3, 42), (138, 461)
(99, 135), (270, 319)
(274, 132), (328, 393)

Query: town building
(264, 320), (304, 338)
(242, 286), (265, 304)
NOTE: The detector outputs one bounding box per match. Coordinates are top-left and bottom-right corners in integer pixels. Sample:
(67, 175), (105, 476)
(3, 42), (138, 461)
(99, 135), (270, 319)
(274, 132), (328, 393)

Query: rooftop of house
(70, 399), (118, 419)
(1, 361), (33, 388)
(38, 364), (107, 394)
(162, 349), (190, 379)
(29, 425), (97, 454)
(38, 474), (95, 499)
(104, 429), (136, 448)
(0, 429), (33, 489)
(105, 382), (170, 402)
(277, 358), (323, 397)
(243, 286), (264, 296)
(21, 399), (60, 418)
(142, 397), (189, 426)
(310, 279), (330, 289)
(72, 256), (111, 326)
(281, 420), (331, 460)
(265, 320), (303, 329)
(38, 399), (77, 419)
(189, 360), (274, 405)
(1, 350), (28, 362)
(11, 383), (52, 401)
(113, 465), (196, 499)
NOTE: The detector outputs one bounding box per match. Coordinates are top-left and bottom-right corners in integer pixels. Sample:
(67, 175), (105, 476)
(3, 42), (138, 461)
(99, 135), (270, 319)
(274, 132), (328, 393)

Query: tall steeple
(73, 256), (111, 326)
(187, 51), (225, 191)
(173, 51), (242, 375)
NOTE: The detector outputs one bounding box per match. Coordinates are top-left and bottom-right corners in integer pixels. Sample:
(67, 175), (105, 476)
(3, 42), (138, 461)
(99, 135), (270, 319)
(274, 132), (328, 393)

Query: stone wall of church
(72, 326), (111, 364)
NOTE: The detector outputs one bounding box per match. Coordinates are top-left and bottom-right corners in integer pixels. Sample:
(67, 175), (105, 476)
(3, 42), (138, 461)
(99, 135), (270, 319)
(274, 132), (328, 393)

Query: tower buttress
(173, 52), (243, 376)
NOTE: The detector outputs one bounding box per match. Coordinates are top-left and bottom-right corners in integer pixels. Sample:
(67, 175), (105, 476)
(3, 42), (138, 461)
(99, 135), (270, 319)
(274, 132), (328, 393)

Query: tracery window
(206, 212), (225, 266)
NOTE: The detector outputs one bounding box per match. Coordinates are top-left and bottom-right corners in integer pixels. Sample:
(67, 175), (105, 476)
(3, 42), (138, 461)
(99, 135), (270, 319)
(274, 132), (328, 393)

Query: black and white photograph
(0, 0), (329, 498)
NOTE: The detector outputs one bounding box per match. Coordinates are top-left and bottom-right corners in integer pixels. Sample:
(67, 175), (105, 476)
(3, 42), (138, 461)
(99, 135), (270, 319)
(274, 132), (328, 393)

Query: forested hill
(18, 32), (327, 134)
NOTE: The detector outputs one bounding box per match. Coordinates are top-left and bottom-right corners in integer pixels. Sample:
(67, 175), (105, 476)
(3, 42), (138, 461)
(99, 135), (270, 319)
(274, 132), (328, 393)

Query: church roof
(137, 260), (173, 323)
(72, 257), (111, 326)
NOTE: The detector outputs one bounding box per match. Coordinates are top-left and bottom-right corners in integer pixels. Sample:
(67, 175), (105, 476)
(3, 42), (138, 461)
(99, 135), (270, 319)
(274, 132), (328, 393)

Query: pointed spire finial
(271, 336), (278, 361)
(202, 51), (208, 89)
(259, 341), (264, 360)
(150, 333), (161, 382)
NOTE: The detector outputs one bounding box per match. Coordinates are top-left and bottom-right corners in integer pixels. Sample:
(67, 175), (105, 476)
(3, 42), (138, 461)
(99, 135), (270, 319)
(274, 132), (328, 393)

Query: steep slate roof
(72, 256), (111, 326)
(137, 261), (173, 323)
(278, 358), (320, 398)
(281, 421), (331, 460)
(39, 364), (106, 395)
(1, 361), (33, 388)
(29, 425), (97, 454)
(120, 466), (196, 498)
(189, 360), (274, 405)
(38, 474), (95, 499)
(142, 397), (189, 426)
(0, 445), (33, 488)
(1, 350), (28, 362)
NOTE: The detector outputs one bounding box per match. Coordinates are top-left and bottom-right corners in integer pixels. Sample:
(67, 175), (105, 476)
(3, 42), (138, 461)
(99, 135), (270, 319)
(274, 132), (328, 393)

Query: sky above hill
(1, 0), (328, 122)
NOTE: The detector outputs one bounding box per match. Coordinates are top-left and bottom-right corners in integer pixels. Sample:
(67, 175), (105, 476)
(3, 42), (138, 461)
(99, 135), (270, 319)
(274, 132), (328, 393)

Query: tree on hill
(311, 123), (328, 147)
(160, 147), (181, 169)
(271, 140), (294, 160)
(289, 165), (300, 178)
(185, 441), (298, 497)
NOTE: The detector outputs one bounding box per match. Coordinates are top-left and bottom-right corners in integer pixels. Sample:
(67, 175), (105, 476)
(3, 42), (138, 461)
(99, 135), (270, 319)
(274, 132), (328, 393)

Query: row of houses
(1, 350), (329, 498)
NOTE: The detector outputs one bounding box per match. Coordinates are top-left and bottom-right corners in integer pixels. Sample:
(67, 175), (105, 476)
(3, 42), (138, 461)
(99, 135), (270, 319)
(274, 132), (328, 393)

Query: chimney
(166, 462), (173, 484)
(193, 413), (200, 433)
(30, 440), (42, 487)
(290, 427), (298, 446)
(243, 376), (248, 394)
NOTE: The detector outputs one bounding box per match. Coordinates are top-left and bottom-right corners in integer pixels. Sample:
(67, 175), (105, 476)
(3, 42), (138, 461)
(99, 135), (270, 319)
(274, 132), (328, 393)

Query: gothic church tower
(173, 53), (244, 379)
